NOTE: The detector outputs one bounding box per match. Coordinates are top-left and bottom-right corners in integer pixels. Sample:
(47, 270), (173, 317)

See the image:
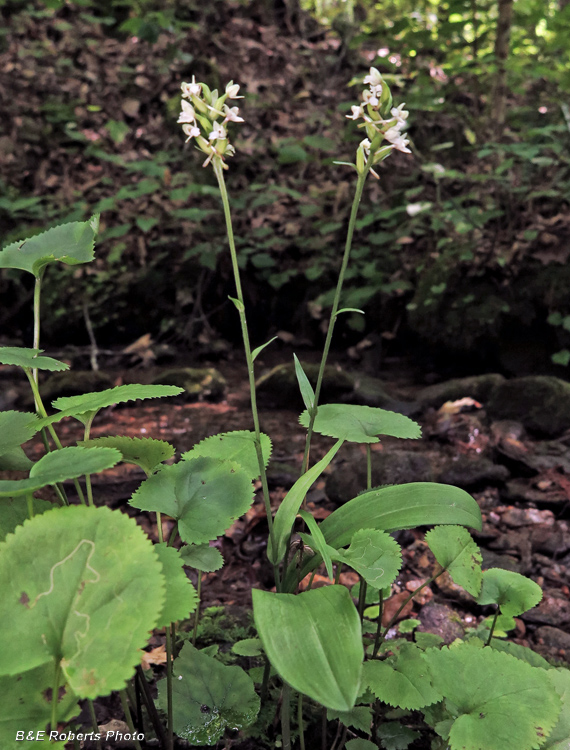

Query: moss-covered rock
(150, 367), (226, 401)
(256, 362), (354, 408)
(416, 374), (505, 410)
(487, 375), (570, 436)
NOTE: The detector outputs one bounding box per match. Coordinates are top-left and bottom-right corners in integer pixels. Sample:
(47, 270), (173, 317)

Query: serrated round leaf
(299, 403), (421, 443)
(0, 446), (121, 497)
(0, 505), (165, 698)
(129, 456), (254, 544)
(425, 525), (482, 596)
(542, 669), (570, 750)
(252, 586), (363, 711)
(0, 347), (68, 372)
(364, 643), (441, 710)
(490, 639), (553, 669)
(153, 544), (197, 628)
(0, 215), (99, 276)
(477, 568), (542, 617)
(377, 721), (420, 750)
(232, 638), (263, 657)
(183, 430), (272, 480)
(0, 411), (39, 455)
(79, 436), (175, 475)
(180, 543), (224, 572)
(158, 643), (260, 745)
(0, 496), (54, 542)
(423, 642), (561, 750)
(342, 529), (402, 589)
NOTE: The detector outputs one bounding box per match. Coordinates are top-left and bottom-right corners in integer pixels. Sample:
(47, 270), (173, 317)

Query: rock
(487, 376), (570, 436)
(350, 374), (419, 416)
(417, 602), (465, 644)
(437, 455), (509, 489)
(326, 446), (433, 505)
(416, 374), (505, 411)
(150, 367), (226, 401)
(266, 461), (299, 489)
(530, 524), (570, 557)
(256, 362), (354, 409)
(503, 478), (570, 507)
(34, 370), (115, 405)
(523, 590), (570, 628)
(480, 549), (521, 573)
(501, 507), (554, 528)
(535, 625), (570, 651)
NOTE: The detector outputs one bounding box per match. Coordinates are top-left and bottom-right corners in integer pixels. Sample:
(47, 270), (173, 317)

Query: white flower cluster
(177, 76), (244, 168)
(347, 67), (411, 177)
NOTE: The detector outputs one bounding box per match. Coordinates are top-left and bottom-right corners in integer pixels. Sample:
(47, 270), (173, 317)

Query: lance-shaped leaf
(422, 642), (561, 750)
(0, 505), (165, 698)
(35, 384), (184, 428)
(153, 544), (197, 628)
(158, 643), (260, 745)
(78, 436), (175, 475)
(180, 543), (224, 572)
(299, 510), (334, 580)
(252, 586), (363, 711)
(0, 446), (121, 498)
(0, 496), (54, 542)
(129, 456), (254, 544)
(0, 411), (40, 455)
(0, 347), (68, 372)
(268, 439), (343, 565)
(0, 215), (99, 276)
(183, 430), (272, 480)
(299, 403), (421, 443)
(364, 643), (441, 710)
(341, 529), (402, 589)
(542, 668), (570, 750)
(477, 568), (542, 617)
(294, 354), (315, 412)
(425, 525), (482, 596)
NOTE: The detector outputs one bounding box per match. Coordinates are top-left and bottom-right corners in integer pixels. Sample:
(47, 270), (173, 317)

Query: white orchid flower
(363, 90), (379, 107)
(181, 76), (201, 98)
(363, 67), (383, 87)
(225, 81), (243, 99)
(209, 121), (227, 141)
(383, 128), (411, 153)
(182, 123), (201, 141)
(177, 100), (197, 124)
(346, 104), (364, 121)
(223, 105), (244, 123)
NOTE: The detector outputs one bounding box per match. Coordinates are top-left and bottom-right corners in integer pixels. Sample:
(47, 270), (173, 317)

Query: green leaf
(180, 543), (224, 572)
(183, 430), (272, 480)
(252, 586), (363, 711)
(346, 740), (377, 750)
(0, 446), (34, 471)
(229, 295), (245, 313)
(0, 411), (40, 455)
(299, 404), (421, 443)
(129, 456), (254, 544)
(423, 642), (561, 750)
(542, 669), (570, 749)
(425, 526), (482, 596)
(341, 529), (402, 589)
(36, 384), (184, 428)
(489, 639), (553, 669)
(135, 216), (159, 233)
(294, 354), (315, 412)
(477, 568), (542, 617)
(364, 643), (441, 710)
(268, 440), (344, 565)
(78, 436), (175, 475)
(0, 496), (54, 542)
(327, 706), (372, 733)
(232, 638), (263, 657)
(252, 336), (278, 361)
(0, 446), (121, 497)
(299, 510), (334, 580)
(153, 544), (197, 628)
(159, 642), (260, 745)
(336, 308), (365, 316)
(0, 347), (68, 372)
(0, 505), (165, 697)
(377, 721), (420, 750)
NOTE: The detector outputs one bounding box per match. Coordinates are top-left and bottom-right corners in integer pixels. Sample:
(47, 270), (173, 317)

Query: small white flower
(181, 76), (201, 98)
(362, 90), (379, 107)
(222, 105), (244, 123)
(209, 121), (227, 141)
(225, 81), (243, 99)
(385, 131), (411, 153)
(363, 67), (383, 87)
(346, 104), (364, 121)
(360, 138), (371, 156)
(177, 100), (197, 124)
(391, 103), (409, 122)
(182, 123), (201, 141)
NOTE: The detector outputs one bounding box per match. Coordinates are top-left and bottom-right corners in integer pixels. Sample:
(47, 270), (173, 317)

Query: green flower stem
(87, 700), (102, 750)
(26, 492), (35, 519)
(260, 657), (271, 703)
(83, 417), (96, 507)
(164, 623), (174, 750)
(50, 660), (61, 733)
(486, 606), (500, 646)
(192, 572), (202, 647)
(372, 589), (385, 658)
(281, 682), (292, 750)
(135, 665), (169, 749)
(212, 159), (278, 570)
(298, 693), (305, 750)
(366, 444), (372, 490)
(119, 689), (143, 750)
(167, 521), (178, 547)
(156, 512), (163, 543)
(32, 275), (42, 389)
(357, 578), (368, 621)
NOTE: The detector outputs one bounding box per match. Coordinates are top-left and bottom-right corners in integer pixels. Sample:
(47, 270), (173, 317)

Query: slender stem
(32, 275), (42, 392)
(164, 626), (174, 750)
(135, 665), (169, 749)
(119, 690), (143, 750)
(83, 418), (96, 507)
(50, 661), (61, 733)
(321, 706), (328, 750)
(366, 444), (372, 490)
(281, 683), (291, 750)
(87, 700), (102, 750)
(334, 564), (342, 585)
(298, 693), (305, 750)
(260, 657), (271, 703)
(156, 511), (164, 544)
(167, 521), (178, 547)
(357, 578), (368, 621)
(372, 589), (385, 658)
(378, 572), (442, 648)
(192, 572), (202, 647)
(486, 606), (500, 646)
(212, 159), (277, 566)
(26, 492), (35, 519)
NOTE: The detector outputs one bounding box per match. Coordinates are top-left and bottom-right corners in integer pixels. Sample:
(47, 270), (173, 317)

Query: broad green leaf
(0, 663), (79, 746)
(0, 446), (121, 497)
(0, 496), (54, 542)
(0, 505), (165, 697)
(0, 215), (99, 276)
(35, 384), (184, 428)
(0, 411), (39, 454)
(232, 638), (263, 657)
(183, 430), (272, 480)
(268, 440), (343, 565)
(341, 529), (402, 589)
(252, 586), (363, 711)
(299, 403), (421, 443)
(477, 568), (542, 617)
(158, 643), (259, 745)
(299, 510), (334, 580)
(377, 721), (420, 750)
(327, 706), (372, 733)
(542, 669), (570, 750)
(489, 639), (553, 669)
(129, 456), (254, 544)
(0, 447), (34, 471)
(180, 543), (224, 572)
(153, 544), (197, 628)
(365, 643), (441, 710)
(425, 525), (482, 596)
(294, 354), (315, 412)
(0, 347), (68, 372)
(423, 642), (561, 750)
(78, 436), (175, 475)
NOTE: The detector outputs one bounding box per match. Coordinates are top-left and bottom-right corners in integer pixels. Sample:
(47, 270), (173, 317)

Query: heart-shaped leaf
(0, 505), (165, 698)
(0, 411), (40, 455)
(0, 347), (68, 372)
(425, 525), (482, 596)
(299, 403), (421, 443)
(153, 544), (197, 628)
(364, 643), (441, 710)
(183, 430), (272, 480)
(179, 543), (224, 572)
(341, 529), (402, 589)
(252, 586), (363, 711)
(158, 643), (259, 745)
(129, 456), (254, 544)
(78, 436), (175, 475)
(477, 568), (542, 617)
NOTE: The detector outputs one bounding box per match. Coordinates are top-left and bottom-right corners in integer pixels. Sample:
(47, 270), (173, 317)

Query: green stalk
(135, 665), (169, 749)
(372, 589), (385, 658)
(212, 158), (278, 573)
(298, 693), (305, 750)
(87, 700), (102, 750)
(119, 690), (143, 750)
(192, 572), (202, 647)
(486, 606), (500, 646)
(83, 415), (96, 507)
(32, 275), (42, 390)
(366, 444), (372, 490)
(50, 660), (61, 733)
(260, 657), (271, 704)
(281, 683), (292, 750)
